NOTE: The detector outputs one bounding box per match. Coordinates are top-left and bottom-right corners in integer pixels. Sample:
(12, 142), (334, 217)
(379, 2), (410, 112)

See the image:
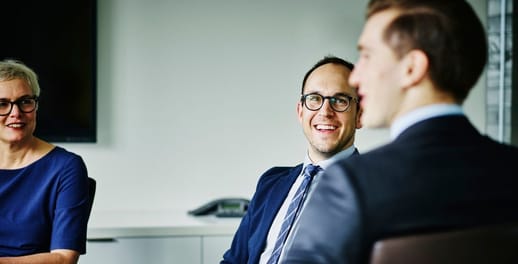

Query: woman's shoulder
(35, 140), (85, 168)
(45, 146), (84, 162)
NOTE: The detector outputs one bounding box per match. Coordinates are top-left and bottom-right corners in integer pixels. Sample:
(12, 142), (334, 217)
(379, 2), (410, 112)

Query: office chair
(369, 223), (518, 264)
(87, 177), (96, 217)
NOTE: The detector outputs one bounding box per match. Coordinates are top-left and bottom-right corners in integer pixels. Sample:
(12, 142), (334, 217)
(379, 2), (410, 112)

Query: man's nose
(318, 99), (334, 115)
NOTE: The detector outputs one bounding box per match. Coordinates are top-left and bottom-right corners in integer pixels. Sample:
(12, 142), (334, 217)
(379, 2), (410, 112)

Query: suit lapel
(262, 164), (302, 224)
(252, 164), (303, 260)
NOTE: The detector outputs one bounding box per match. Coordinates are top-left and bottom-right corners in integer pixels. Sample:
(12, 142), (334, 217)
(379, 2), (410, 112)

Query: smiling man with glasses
(221, 55), (362, 264)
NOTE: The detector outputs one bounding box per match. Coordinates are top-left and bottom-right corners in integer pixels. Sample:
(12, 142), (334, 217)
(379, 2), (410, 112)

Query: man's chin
(314, 144), (340, 155)
(361, 115), (386, 129)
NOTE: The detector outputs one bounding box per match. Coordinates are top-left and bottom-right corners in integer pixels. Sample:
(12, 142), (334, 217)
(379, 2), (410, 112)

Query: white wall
(60, 0), (488, 216)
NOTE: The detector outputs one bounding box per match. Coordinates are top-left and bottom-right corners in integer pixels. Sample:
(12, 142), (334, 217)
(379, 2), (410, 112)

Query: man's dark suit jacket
(221, 164), (304, 264)
(282, 115), (518, 264)
(222, 149), (360, 264)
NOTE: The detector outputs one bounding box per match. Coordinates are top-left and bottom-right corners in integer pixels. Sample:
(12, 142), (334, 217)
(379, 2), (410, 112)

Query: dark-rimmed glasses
(0, 96), (39, 116)
(300, 93), (358, 112)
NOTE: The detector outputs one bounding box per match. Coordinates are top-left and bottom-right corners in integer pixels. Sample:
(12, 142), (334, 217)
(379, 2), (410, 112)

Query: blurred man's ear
(297, 101), (304, 124)
(401, 49), (429, 89)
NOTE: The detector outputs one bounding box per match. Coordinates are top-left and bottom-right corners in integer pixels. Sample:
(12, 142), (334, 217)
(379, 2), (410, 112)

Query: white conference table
(87, 210), (241, 240)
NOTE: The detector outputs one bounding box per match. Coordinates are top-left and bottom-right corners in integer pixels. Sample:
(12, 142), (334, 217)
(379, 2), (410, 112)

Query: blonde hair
(0, 59), (41, 96)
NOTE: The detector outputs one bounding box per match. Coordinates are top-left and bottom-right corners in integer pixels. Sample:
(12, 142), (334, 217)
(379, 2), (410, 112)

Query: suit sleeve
(280, 161), (364, 264)
(221, 201), (253, 263)
(221, 171), (266, 264)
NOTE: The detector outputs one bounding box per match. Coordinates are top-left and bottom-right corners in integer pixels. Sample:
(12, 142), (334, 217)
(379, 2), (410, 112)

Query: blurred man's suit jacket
(282, 115), (518, 264)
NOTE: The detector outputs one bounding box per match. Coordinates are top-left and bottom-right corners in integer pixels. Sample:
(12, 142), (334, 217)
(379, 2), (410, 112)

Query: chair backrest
(87, 177), (96, 217)
(369, 223), (518, 264)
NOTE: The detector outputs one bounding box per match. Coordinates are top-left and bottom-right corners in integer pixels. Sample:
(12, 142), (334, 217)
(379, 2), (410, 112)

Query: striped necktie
(267, 164), (321, 264)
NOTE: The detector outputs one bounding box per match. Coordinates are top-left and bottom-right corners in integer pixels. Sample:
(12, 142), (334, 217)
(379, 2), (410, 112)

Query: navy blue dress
(0, 147), (89, 256)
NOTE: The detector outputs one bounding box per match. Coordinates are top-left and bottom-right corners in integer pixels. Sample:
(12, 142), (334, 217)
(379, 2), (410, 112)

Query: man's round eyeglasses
(0, 97), (39, 116)
(300, 93), (358, 112)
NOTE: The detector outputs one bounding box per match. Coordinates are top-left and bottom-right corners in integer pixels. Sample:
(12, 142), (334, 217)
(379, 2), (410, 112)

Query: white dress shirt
(390, 104), (463, 139)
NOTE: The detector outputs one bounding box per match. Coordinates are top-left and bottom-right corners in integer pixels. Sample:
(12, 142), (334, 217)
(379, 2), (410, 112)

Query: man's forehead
(358, 9), (400, 49)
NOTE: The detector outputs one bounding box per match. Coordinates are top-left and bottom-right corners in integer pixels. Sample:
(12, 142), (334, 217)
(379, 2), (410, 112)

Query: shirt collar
(390, 104), (464, 140)
(303, 144), (357, 170)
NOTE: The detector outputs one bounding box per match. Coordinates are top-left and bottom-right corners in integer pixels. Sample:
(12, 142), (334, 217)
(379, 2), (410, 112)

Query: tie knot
(304, 164), (321, 178)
